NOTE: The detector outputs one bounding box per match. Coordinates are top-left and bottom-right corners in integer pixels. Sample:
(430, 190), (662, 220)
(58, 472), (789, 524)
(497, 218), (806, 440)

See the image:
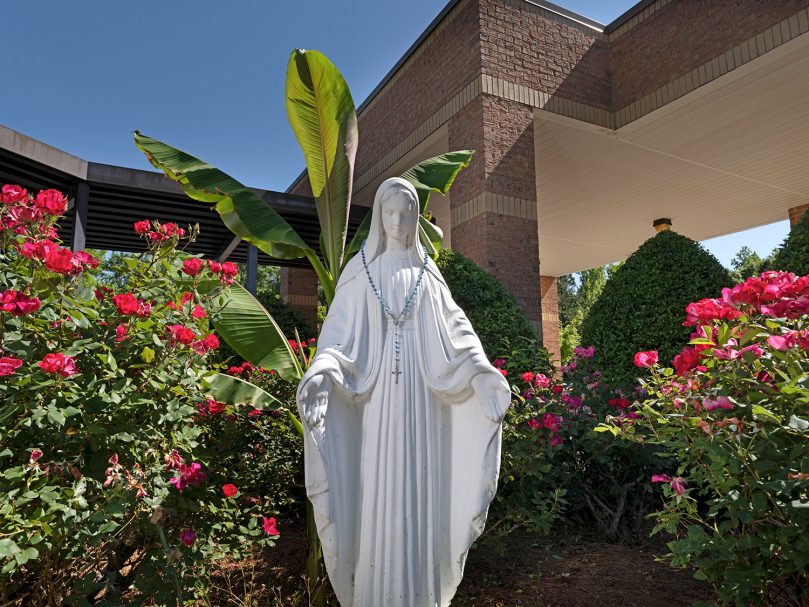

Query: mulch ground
(198, 523), (716, 607)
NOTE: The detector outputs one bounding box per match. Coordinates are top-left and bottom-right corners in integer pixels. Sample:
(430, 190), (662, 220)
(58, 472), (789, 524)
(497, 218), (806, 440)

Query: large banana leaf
(134, 131), (311, 260)
(286, 49), (358, 281)
(212, 284), (302, 381)
(204, 373), (282, 409)
(401, 150), (475, 212)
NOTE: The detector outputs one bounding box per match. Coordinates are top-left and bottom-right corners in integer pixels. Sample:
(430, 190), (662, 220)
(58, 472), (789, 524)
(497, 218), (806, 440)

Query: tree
(730, 245), (762, 282)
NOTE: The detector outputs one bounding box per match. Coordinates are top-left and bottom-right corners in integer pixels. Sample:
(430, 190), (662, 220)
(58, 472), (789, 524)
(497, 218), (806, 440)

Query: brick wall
(354, 0), (483, 180)
(280, 267), (319, 330)
(479, 0), (611, 109)
(539, 275), (560, 365)
(789, 204), (809, 226)
(610, 0), (809, 110)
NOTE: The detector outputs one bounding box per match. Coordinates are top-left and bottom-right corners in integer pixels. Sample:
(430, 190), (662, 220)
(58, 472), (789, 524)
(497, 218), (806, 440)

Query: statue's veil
(361, 176), (422, 264)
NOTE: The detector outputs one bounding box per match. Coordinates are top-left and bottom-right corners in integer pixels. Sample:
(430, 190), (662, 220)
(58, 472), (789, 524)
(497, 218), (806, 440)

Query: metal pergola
(0, 126), (368, 293)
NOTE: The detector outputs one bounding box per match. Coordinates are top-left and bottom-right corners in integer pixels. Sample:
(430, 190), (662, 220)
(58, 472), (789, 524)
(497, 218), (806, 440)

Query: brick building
(286, 0), (809, 363)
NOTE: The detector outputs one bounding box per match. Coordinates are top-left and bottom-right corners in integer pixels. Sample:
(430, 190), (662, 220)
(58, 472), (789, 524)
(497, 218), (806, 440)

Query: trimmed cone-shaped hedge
(769, 211), (809, 276)
(436, 249), (551, 373)
(580, 230), (730, 388)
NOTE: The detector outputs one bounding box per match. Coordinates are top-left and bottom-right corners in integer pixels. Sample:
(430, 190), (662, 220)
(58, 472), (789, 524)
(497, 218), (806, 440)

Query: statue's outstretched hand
(472, 372), (511, 424)
(300, 374), (332, 427)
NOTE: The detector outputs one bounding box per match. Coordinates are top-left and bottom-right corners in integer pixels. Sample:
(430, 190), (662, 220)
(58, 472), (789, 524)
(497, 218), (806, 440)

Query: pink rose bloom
(2, 184), (28, 204)
(702, 396), (734, 411)
(262, 516), (280, 536)
(527, 418), (541, 430)
(633, 350), (659, 368)
(549, 435), (563, 447)
(767, 332), (797, 351)
(191, 305), (207, 319)
(0, 356), (23, 377)
(651, 474), (671, 483)
(670, 477), (687, 496)
(573, 345), (595, 358)
(534, 374), (550, 388)
(115, 324), (128, 342)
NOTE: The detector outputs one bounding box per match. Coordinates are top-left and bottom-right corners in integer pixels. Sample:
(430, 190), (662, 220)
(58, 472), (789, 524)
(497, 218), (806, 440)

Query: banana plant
(135, 48), (473, 606)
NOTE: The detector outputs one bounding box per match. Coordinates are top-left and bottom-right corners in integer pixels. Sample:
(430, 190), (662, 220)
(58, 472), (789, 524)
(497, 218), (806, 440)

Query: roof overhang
(535, 30), (809, 276)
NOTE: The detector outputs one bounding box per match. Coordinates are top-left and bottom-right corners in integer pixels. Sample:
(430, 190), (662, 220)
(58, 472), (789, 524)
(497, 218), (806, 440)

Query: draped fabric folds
(296, 248), (511, 607)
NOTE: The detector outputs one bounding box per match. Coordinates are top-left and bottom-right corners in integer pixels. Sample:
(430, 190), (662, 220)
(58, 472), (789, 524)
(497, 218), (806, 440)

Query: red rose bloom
(169, 324), (196, 345)
(191, 305), (206, 319)
(34, 189), (68, 215)
(38, 352), (78, 377)
(181, 258), (203, 276)
(44, 247), (81, 275)
(113, 293), (140, 315)
(134, 220), (151, 234)
(207, 399), (226, 415)
(222, 483), (238, 497)
(202, 334), (219, 350)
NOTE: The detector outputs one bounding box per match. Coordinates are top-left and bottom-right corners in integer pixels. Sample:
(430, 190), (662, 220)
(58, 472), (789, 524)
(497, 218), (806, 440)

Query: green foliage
(730, 245), (762, 283)
(558, 267), (609, 363)
(769, 210), (809, 276)
(435, 249), (551, 373)
(580, 230), (730, 388)
(601, 271), (809, 606)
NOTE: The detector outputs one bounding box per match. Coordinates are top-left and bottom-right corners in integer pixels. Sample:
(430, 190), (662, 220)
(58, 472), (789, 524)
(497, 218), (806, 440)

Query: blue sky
(2, 0), (789, 268)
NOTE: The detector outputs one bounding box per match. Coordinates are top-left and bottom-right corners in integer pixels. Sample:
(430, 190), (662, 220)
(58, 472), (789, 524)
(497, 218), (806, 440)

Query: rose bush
(488, 345), (660, 544)
(0, 184), (283, 606)
(599, 271), (809, 606)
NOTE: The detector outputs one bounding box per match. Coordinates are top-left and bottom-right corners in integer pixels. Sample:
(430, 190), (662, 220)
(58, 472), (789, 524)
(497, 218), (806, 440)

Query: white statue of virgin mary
(296, 177), (511, 607)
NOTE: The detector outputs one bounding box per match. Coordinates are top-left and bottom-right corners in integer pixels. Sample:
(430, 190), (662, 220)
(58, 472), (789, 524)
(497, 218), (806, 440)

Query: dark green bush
(255, 289), (316, 341)
(579, 230), (730, 388)
(436, 249), (552, 374)
(768, 211), (809, 276)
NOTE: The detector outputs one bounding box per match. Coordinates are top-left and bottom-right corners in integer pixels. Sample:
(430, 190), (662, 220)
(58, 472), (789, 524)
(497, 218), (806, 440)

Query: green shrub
(580, 230), (730, 388)
(436, 249), (551, 374)
(768, 211), (809, 276)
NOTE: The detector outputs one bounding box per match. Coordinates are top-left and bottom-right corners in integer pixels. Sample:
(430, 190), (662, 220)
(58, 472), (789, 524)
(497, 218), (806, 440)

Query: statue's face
(381, 187), (417, 244)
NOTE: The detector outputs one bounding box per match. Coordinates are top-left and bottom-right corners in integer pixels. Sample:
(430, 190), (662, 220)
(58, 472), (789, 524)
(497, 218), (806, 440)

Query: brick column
(280, 267), (319, 330)
(449, 95), (543, 337)
(539, 276), (561, 366)
(789, 204), (808, 226)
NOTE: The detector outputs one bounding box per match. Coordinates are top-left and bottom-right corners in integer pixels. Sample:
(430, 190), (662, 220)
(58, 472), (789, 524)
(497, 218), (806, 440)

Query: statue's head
(380, 182), (418, 246)
(364, 177), (421, 259)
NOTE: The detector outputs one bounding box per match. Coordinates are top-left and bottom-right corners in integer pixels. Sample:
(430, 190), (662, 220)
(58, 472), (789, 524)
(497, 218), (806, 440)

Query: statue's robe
(296, 249), (511, 607)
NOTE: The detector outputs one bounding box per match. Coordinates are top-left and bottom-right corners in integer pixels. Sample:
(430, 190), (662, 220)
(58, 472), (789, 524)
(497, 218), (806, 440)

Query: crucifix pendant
(392, 324), (401, 385)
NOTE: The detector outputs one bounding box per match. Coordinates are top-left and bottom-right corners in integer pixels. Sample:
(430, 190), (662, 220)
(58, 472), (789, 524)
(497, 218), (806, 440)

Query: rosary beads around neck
(360, 240), (429, 385)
